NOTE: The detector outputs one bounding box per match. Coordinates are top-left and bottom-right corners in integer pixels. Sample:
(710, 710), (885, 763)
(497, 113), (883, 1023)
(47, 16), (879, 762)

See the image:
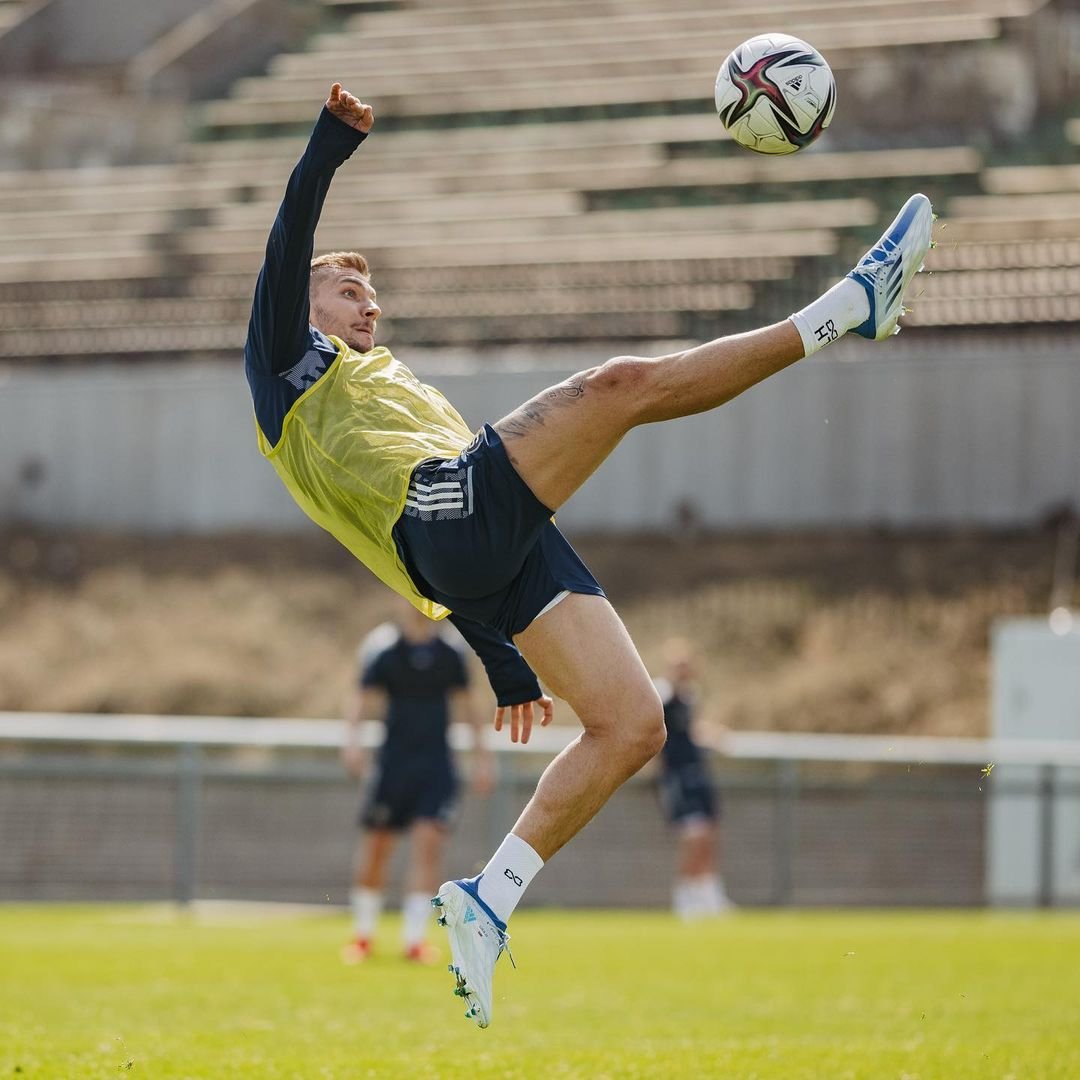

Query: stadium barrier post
(174, 742), (203, 907)
(1037, 764), (1055, 909)
(773, 759), (799, 906)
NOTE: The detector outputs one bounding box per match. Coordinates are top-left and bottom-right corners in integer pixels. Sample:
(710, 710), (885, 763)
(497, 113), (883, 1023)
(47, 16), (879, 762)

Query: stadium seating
(909, 154), (1080, 327)
(0, 0), (26, 33)
(0, 0), (1073, 361)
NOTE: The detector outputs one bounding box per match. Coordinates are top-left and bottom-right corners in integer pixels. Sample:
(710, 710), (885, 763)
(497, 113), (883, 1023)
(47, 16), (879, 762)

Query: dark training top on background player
(358, 621), (469, 831)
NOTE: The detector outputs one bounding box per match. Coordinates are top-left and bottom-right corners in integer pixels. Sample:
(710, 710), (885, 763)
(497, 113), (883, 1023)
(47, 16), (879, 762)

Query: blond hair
(310, 251), (371, 291)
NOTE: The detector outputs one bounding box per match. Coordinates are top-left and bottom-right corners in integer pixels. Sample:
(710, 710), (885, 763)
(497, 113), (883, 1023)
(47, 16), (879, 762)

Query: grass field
(2, 906), (1078, 1078)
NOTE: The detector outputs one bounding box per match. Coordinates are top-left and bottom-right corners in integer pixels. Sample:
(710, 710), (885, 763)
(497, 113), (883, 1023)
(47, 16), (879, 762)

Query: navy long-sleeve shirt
(243, 106), (542, 707)
(244, 108), (364, 443)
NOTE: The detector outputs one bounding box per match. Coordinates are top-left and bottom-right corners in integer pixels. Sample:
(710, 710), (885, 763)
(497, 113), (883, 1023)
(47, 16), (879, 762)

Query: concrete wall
(2, 341), (1078, 532)
(0, 0), (310, 168)
(1, 0), (221, 70)
(129, 0), (317, 101)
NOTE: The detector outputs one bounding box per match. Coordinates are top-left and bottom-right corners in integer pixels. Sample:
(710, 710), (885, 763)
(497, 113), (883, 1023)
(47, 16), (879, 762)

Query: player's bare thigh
(494, 359), (651, 512)
(512, 591), (662, 736)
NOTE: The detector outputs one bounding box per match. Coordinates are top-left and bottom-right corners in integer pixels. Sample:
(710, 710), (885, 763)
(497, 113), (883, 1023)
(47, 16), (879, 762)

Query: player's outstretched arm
(244, 84), (374, 377)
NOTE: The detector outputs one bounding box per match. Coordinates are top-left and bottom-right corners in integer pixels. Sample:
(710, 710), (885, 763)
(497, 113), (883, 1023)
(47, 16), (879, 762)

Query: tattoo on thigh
(498, 375), (588, 440)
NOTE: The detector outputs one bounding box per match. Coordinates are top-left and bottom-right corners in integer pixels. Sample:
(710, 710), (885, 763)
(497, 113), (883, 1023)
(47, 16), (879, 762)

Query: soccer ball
(715, 33), (836, 155)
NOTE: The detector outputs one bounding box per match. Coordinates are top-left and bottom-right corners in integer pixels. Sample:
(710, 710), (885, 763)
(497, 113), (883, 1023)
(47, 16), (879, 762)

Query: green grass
(2, 906), (1078, 1078)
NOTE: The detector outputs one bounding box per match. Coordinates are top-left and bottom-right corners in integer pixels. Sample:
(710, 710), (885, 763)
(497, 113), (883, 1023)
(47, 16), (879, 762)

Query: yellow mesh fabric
(256, 339), (476, 618)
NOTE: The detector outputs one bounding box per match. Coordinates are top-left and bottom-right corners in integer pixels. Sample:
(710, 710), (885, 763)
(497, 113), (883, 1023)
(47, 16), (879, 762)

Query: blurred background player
(654, 638), (734, 919)
(341, 606), (494, 964)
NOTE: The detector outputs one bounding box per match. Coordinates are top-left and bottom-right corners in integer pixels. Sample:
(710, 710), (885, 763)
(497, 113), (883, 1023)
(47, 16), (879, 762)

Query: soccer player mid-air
(244, 84), (934, 1028)
(341, 606), (493, 966)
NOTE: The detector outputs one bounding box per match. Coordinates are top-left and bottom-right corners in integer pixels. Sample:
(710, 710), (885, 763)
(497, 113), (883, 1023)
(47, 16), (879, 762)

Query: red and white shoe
(341, 936), (373, 965)
(403, 941), (441, 965)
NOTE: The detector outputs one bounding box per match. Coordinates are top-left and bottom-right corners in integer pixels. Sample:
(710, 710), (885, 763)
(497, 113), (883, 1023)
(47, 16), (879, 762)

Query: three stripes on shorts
(403, 466), (474, 521)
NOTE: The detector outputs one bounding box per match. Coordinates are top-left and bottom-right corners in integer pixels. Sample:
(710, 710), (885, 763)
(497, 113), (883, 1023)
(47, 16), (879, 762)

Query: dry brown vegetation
(0, 528), (1059, 736)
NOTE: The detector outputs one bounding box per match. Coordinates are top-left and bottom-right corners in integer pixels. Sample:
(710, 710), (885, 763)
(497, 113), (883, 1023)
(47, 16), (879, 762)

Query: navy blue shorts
(392, 424), (604, 639)
(360, 759), (458, 832)
(660, 761), (720, 826)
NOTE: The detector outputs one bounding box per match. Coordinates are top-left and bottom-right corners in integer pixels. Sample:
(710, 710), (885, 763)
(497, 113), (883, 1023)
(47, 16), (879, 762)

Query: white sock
(695, 875), (719, 915)
(349, 887), (382, 939)
(789, 277), (869, 357)
(401, 891), (432, 949)
(673, 878), (697, 921)
(695, 875), (734, 914)
(472, 833), (544, 925)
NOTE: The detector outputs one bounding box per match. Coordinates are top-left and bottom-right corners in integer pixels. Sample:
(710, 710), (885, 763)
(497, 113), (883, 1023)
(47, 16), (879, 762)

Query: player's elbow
(586, 355), (655, 399)
(573, 355), (660, 427)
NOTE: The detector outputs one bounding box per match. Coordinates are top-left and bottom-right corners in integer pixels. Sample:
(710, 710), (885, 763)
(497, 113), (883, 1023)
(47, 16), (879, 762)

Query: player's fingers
(510, 705), (521, 744)
(520, 703), (534, 745)
(541, 698), (554, 726)
(329, 82), (341, 102)
(494, 707), (504, 732)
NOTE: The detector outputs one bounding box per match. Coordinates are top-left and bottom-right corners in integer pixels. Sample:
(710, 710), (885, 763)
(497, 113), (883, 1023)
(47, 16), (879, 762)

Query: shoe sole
(432, 884), (490, 1028)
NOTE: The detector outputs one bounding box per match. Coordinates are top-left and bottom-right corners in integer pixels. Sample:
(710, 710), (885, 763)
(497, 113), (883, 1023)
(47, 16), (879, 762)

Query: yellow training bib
(257, 339), (475, 618)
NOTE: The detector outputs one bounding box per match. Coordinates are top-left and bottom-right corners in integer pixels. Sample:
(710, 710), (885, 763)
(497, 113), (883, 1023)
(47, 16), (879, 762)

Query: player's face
(670, 656), (695, 683)
(311, 272), (381, 353)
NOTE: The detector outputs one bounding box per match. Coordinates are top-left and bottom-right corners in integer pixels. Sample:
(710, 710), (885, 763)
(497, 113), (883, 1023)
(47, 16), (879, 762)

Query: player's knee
(585, 355), (655, 411)
(642, 709), (668, 763)
(624, 695), (666, 767)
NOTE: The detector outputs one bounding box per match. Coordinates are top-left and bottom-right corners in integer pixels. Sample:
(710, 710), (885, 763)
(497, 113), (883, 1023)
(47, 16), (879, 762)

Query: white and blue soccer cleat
(432, 876), (513, 1029)
(847, 192), (934, 340)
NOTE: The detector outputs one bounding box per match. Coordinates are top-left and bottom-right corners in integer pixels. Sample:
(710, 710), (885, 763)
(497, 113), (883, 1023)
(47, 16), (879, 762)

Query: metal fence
(1, 715), (1078, 909)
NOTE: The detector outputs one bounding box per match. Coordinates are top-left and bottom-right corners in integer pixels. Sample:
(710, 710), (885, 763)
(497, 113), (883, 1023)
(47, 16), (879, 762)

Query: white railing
(2, 711), (1080, 767)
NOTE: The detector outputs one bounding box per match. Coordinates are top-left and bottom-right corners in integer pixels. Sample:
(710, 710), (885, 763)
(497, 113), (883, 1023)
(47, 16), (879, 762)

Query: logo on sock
(815, 319), (838, 343)
(503, 868), (524, 887)
(464, 905), (478, 924)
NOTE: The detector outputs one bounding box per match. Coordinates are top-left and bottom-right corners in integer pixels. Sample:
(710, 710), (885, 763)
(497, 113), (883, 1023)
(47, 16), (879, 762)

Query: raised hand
(326, 82), (374, 133)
